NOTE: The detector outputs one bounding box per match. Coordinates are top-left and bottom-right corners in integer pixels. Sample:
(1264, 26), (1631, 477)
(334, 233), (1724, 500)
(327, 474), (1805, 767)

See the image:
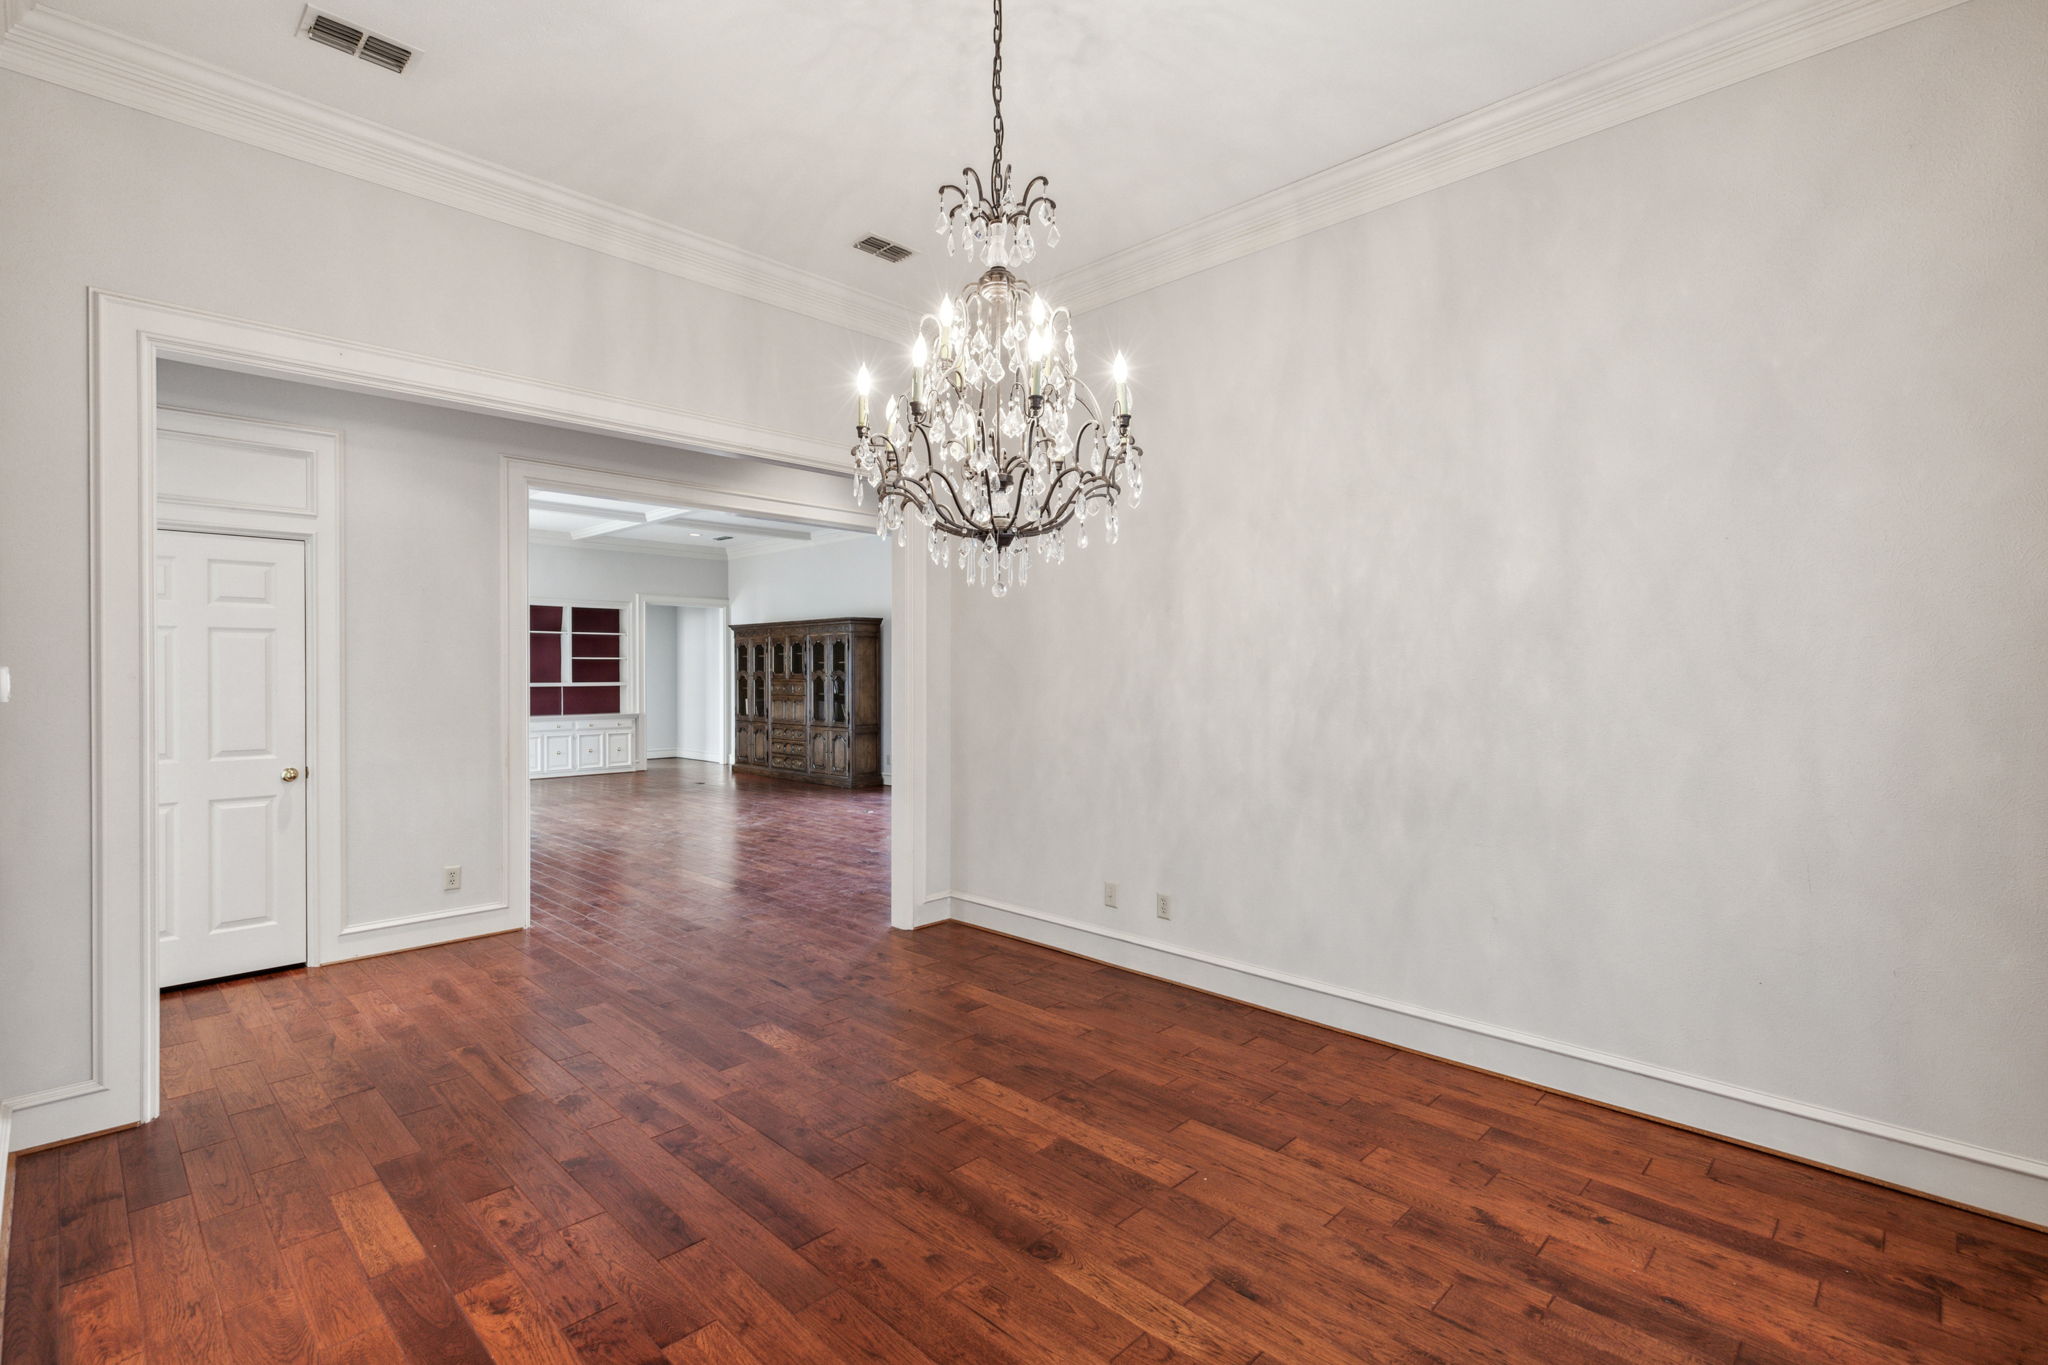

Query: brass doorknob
(282, 767), (300, 783)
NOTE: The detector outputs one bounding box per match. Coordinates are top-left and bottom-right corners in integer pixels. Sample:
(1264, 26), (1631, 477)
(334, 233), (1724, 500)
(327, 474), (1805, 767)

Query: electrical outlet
(1103, 882), (1119, 909)
(1155, 892), (1171, 920)
(443, 865), (461, 892)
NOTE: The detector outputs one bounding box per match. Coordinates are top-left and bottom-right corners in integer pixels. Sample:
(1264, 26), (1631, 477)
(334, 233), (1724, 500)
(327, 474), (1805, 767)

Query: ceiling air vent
(300, 9), (413, 74)
(714, 535), (735, 542)
(853, 235), (914, 264)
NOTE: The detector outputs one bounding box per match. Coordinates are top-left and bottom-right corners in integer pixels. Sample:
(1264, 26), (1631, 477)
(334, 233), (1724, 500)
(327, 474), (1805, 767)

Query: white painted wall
(676, 606), (727, 762)
(644, 605), (682, 754)
(729, 537), (894, 774)
(0, 56), (865, 1115)
(947, 0), (2048, 1219)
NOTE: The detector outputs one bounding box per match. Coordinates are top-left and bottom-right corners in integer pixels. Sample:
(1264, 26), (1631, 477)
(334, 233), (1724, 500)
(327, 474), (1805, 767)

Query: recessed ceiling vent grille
(853, 235), (914, 264)
(300, 9), (413, 74)
(714, 535), (735, 542)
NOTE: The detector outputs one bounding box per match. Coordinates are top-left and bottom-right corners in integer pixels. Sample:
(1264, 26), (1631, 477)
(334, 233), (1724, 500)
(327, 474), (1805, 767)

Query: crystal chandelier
(850, 0), (1144, 597)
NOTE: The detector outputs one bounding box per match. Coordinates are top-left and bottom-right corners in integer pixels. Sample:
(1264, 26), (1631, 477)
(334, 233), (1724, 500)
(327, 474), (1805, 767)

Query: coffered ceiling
(527, 491), (863, 558)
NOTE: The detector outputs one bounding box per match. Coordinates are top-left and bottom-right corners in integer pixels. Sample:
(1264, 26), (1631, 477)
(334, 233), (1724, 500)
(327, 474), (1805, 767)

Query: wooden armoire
(732, 617), (883, 787)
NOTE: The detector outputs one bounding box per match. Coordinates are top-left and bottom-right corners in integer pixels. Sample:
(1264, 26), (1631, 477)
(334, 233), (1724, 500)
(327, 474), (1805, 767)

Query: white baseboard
(940, 891), (2048, 1228)
(906, 892), (953, 929)
(0, 1079), (119, 1155)
(331, 900), (523, 962)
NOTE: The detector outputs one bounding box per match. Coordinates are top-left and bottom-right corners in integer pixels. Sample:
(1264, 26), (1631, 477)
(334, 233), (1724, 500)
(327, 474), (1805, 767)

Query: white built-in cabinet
(528, 598), (643, 778)
(527, 715), (640, 778)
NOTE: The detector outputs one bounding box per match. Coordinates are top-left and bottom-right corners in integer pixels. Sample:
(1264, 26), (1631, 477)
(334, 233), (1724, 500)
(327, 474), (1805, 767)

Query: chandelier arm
(921, 466), (983, 531)
(1015, 175), (1053, 220)
(1037, 477), (1093, 530)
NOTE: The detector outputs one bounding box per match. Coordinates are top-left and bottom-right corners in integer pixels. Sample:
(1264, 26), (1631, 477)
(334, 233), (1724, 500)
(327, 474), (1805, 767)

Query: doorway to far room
(525, 488), (894, 922)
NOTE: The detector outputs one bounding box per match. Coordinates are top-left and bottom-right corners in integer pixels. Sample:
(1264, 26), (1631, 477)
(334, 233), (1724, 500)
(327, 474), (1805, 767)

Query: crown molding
(527, 529), (729, 562)
(0, 9), (916, 340)
(1047, 0), (1975, 314)
(1, 0), (34, 43)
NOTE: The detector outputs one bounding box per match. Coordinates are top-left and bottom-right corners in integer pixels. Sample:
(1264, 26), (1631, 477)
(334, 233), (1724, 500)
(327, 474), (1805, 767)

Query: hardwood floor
(6, 758), (2045, 1362)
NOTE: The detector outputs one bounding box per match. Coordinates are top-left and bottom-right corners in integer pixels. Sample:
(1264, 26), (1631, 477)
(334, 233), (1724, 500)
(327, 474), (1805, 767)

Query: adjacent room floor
(5, 760), (2045, 1362)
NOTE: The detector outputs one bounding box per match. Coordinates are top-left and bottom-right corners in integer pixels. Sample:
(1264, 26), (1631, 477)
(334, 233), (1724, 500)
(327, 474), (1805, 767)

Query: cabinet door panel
(604, 730), (631, 767)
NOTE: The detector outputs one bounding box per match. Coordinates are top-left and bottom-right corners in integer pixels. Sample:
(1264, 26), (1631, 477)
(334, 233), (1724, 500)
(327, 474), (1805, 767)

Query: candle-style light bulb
(1029, 295), (1048, 328)
(936, 295), (956, 360)
(1111, 352), (1130, 417)
(855, 365), (872, 427)
(1027, 329), (1051, 397)
(910, 336), (929, 406)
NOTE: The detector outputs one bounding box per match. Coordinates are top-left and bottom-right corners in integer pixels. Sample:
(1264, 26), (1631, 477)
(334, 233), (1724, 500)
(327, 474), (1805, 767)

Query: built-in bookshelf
(530, 603), (623, 715)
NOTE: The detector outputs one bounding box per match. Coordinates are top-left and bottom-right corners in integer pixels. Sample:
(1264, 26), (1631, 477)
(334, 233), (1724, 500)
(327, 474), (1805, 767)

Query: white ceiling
(528, 490), (860, 558)
(45, 0), (1745, 309)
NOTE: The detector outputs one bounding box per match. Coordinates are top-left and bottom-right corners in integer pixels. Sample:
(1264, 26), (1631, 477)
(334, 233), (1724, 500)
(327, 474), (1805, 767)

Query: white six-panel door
(155, 530), (310, 987)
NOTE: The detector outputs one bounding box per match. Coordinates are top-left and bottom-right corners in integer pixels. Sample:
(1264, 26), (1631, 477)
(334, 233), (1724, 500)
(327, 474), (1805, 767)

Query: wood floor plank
(55, 1266), (144, 1364)
(7, 760), (2044, 1365)
(58, 1134), (133, 1285)
(125, 1199), (236, 1364)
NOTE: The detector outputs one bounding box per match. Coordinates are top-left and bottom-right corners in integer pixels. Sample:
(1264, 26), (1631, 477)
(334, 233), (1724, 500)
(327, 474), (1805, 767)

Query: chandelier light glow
(851, 0), (1145, 597)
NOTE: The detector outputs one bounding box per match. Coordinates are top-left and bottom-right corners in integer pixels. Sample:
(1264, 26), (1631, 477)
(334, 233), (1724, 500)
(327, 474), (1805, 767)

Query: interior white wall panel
(945, 0), (2048, 1220)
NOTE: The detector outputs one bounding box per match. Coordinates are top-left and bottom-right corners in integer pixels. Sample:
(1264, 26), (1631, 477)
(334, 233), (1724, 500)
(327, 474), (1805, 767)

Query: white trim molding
(1, 0), (35, 43)
(1047, 0), (1976, 314)
(0, 10), (915, 341)
(939, 891), (2048, 1228)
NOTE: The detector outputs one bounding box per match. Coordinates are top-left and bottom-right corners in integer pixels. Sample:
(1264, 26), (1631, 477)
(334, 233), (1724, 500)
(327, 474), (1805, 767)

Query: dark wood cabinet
(733, 617), (882, 787)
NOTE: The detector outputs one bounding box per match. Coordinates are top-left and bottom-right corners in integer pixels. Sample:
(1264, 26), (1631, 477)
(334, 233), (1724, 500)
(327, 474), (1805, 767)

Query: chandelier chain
(990, 0), (1005, 203)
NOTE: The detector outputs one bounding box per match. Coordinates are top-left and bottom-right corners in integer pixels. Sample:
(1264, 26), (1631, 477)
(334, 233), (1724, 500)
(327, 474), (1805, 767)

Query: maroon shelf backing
(571, 633), (621, 659)
(530, 632), (562, 683)
(530, 604), (564, 632)
(572, 606), (622, 633)
(562, 685), (621, 715)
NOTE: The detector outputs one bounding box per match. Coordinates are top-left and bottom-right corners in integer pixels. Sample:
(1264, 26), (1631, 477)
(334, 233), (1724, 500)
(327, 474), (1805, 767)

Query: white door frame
(43, 289), (940, 1154)
(631, 593), (732, 765)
